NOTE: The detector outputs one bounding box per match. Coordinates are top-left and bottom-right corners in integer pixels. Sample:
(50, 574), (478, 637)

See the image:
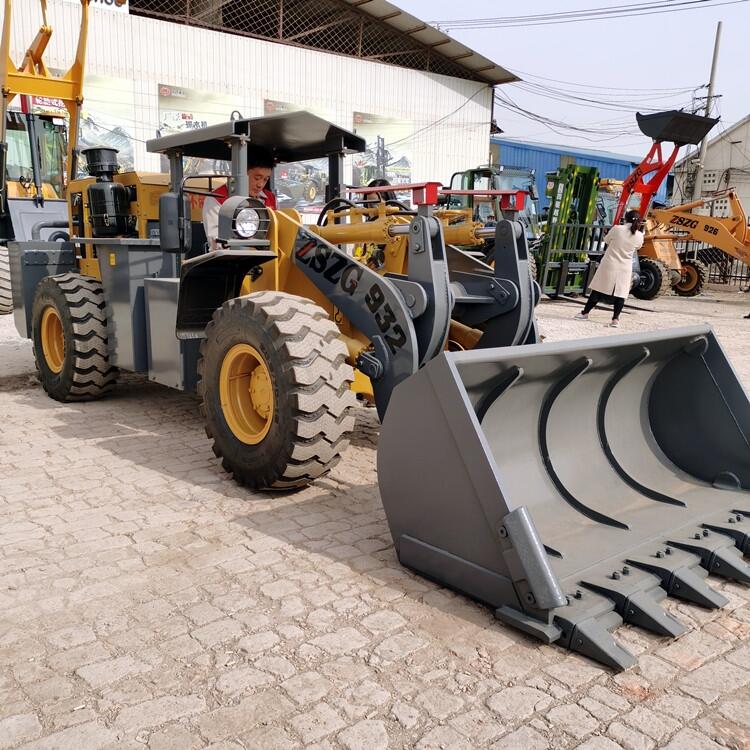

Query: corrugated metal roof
(494, 138), (668, 210)
(129, 0), (517, 86)
(339, 0), (518, 85)
(493, 137), (642, 164)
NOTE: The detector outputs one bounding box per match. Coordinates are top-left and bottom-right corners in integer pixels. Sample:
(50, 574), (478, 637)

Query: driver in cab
(202, 147), (276, 249)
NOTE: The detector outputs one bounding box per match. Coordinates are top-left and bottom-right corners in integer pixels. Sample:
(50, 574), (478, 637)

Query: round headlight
(235, 208), (261, 238)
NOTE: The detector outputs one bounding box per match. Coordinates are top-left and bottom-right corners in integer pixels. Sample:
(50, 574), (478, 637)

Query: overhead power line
(383, 87), (487, 149)
(514, 82), (699, 104)
(493, 89), (667, 144)
(434, 0), (748, 29)
(507, 69), (703, 94)
(511, 81), (695, 114)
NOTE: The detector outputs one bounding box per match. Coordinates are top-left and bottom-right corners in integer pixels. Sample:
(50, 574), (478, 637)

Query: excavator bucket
(636, 110), (718, 145)
(378, 325), (750, 670)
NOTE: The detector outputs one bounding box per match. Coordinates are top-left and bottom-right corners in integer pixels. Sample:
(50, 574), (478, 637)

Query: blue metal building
(490, 138), (668, 211)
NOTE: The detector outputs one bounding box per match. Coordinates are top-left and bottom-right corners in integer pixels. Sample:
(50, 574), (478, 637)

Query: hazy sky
(395, 0), (749, 158)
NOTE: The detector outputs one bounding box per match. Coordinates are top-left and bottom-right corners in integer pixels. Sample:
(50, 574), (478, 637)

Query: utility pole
(692, 21), (722, 200)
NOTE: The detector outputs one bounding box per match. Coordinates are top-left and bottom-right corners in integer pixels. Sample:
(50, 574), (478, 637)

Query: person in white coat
(574, 210), (644, 327)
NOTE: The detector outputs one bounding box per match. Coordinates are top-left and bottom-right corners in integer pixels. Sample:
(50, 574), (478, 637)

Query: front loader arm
(293, 225), (422, 420)
(293, 213), (539, 418)
(651, 203), (750, 266)
(0, 0), (111, 183)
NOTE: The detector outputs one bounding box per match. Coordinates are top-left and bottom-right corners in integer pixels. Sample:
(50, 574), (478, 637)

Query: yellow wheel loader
(0, 0), (116, 313)
(9, 112), (750, 671)
(641, 190), (750, 297)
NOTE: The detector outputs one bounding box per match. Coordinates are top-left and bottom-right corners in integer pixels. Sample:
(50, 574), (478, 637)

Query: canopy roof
(147, 111), (366, 163)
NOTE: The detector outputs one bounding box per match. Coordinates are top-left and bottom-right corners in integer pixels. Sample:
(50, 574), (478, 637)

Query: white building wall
(3, 2), (492, 180)
(673, 118), (750, 217)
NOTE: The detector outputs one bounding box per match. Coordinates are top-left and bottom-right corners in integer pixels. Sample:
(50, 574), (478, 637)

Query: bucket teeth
(626, 550), (729, 609)
(668, 533), (750, 584)
(553, 591), (635, 671)
(667, 565), (730, 608)
(624, 589), (686, 638)
(562, 615), (636, 672)
(702, 518), (750, 555)
(705, 547), (750, 584)
(581, 568), (685, 638)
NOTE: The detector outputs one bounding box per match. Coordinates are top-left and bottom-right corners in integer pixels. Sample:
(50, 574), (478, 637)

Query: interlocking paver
(661, 727), (724, 749)
(114, 695), (206, 733)
(2, 296), (750, 748)
(621, 704), (680, 741)
(678, 658), (750, 703)
(416, 725), (472, 750)
(289, 701), (346, 743)
(282, 671), (333, 704)
(490, 725), (549, 749)
(607, 721), (655, 750)
(338, 719), (389, 750)
(545, 703), (599, 739)
(486, 686), (554, 722)
(0, 713), (42, 749)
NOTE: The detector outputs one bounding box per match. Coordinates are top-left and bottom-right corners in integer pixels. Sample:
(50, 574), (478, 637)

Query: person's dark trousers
(582, 291), (625, 319)
(582, 290), (605, 315)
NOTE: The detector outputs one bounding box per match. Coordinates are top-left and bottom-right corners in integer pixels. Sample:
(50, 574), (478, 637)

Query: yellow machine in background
(0, 0), (122, 313)
(641, 190), (750, 297)
(304, 199), (494, 359)
(310, 200), (488, 272)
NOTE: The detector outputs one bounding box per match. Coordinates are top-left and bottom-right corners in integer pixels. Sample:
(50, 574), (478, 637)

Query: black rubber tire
(198, 291), (357, 490)
(31, 273), (117, 401)
(632, 257), (671, 300)
(305, 183), (317, 202)
(0, 245), (12, 314)
(673, 259), (708, 297)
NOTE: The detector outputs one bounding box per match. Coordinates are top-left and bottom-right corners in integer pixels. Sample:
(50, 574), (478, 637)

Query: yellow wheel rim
(219, 343), (275, 445)
(680, 266), (698, 291)
(41, 305), (65, 374)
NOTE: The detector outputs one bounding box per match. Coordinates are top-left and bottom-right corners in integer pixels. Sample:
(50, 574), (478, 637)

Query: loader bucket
(636, 110), (718, 145)
(378, 325), (750, 670)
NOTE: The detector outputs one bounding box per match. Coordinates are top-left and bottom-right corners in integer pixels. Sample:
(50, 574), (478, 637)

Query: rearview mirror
(159, 192), (181, 252)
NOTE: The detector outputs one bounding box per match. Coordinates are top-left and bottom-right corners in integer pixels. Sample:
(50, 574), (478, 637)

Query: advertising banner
(62, 0), (129, 12)
(27, 96), (67, 117)
(352, 112), (412, 187)
(79, 75), (137, 172)
(158, 83), (243, 175)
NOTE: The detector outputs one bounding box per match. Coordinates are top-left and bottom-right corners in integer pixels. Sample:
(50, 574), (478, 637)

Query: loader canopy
(146, 111), (366, 163)
(378, 325), (750, 669)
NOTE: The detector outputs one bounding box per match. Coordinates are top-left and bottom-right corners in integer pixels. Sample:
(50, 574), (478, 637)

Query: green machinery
(536, 165), (601, 296)
(446, 164), (540, 239)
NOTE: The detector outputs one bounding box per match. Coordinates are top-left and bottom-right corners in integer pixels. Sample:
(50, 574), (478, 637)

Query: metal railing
(695, 245), (750, 288)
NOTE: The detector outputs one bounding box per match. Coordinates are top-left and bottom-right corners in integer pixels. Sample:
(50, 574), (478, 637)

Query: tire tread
(32, 272), (117, 401)
(198, 291), (356, 490)
(0, 245), (12, 314)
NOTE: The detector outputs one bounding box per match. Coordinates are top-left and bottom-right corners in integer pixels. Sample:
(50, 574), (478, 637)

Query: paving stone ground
(1, 287), (749, 749)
